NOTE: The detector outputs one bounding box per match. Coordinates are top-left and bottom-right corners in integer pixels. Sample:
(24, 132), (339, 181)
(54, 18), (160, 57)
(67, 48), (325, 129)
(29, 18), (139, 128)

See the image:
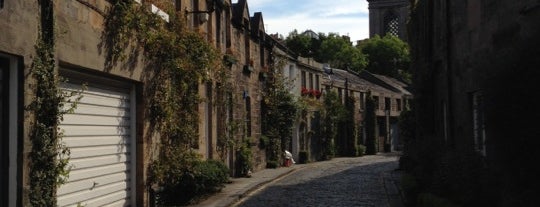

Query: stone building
(367, 0), (409, 41)
(0, 0), (274, 206)
(408, 0), (540, 205)
(321, 67), (411, 154)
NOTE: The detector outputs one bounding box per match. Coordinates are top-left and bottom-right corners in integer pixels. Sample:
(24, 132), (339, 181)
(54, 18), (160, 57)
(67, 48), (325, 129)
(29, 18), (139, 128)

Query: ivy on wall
(28, 0), (78, 205)
(261, 59), (298, 165)
(364, 91), (377, 155)
(102, 0), (232, 204)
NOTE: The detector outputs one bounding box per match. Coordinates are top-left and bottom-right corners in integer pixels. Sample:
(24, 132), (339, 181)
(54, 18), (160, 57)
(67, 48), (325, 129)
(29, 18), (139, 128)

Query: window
(397, 99), (402, 111)
(288, 65), (295, 80)
(225, 9), (231, 48)
(244, 19), (250, 65)
(384, 11), (399, 37)
(0, 0), (4, 9)
(338, 88), (343, 103)
(373, 96), (379, 110)
(245, 96), (251, 137)
(215, 8), (222, 48)
(308, 73), (313, 89)
(472, 92), (486, 156)
(205, 82), (213, 158)
(359, 92), (365, 110)
(174, 0), (181, 11)
(442, 101), (449, 143)
(315, 75), (320, 90)
(301, 71), (306, 88)
(385, 97), (391, 111)
(260, 31), (265, 66)
(191, 0), (199, 27)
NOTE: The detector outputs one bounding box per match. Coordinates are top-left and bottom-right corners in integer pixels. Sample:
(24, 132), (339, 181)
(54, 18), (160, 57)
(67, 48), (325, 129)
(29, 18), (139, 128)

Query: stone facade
(0, 0), (274, 206)
(367, 0), (409, 41)
(321, 68), (411, 153)
(409, 0), (540, 205)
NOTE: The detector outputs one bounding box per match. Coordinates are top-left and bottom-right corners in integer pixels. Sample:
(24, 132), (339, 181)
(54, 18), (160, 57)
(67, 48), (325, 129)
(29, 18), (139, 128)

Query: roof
(371, 73), (412, 96)
(322, 68), (398, 96)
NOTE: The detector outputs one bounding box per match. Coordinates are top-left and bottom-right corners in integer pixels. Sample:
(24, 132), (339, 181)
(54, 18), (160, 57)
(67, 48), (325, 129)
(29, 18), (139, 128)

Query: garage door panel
(57, 172), (129, 196)
(58, 78), (134, 207)
(57, 181), (129, 207)
(69, 145), (129, 159)
(69, 154), (129, 170)
(84, 190), (130, 207)
(63, 103), (130, 117)
(62, 83), (130, 99)
(63, 136), (129, 148)
(61, 125), (130, 137)
(62, 114), (131, 126)
(66, 162), (129, 182)
(66, 92), (130, 109)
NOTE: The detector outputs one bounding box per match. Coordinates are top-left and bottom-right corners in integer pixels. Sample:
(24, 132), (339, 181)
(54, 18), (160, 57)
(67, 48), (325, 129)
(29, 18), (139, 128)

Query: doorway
(0, 57), (9, 207)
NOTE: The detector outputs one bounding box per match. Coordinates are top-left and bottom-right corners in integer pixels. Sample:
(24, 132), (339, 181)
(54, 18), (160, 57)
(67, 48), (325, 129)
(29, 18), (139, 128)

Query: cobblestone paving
(236, 155), (400, 207)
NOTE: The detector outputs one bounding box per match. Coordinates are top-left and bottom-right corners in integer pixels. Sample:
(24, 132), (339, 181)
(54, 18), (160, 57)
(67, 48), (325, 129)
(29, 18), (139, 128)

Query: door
(0, 57), (9, 207)
(57, 73), (135, 207)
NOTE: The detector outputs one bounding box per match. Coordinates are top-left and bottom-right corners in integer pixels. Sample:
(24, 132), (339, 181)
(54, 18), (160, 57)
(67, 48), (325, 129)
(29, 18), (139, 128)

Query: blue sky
(232, 0), (370, 42)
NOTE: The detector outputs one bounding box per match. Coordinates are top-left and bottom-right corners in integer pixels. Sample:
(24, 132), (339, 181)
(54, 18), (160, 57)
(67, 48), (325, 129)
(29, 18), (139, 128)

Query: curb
(227, 166), (301, 207)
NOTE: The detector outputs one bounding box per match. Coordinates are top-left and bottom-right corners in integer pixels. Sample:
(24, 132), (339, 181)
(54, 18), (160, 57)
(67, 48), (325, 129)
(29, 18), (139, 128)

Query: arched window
(383, 11), (399, 37)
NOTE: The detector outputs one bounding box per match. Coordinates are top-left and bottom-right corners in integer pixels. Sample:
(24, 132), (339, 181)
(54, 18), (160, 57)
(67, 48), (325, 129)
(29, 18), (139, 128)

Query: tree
(285, 29), (312, 57)
(285, 30), (367, 72)
(319, 33), (367, 72)
(358, 34), (410, 81)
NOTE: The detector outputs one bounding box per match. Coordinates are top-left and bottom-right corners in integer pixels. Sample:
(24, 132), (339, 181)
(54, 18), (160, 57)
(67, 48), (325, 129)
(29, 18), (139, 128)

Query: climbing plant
(28, 0), (80, 205)
(102, 0), (232, 205)
(364, 91), (377, 155)
(261, 58), (298, 165)
(319, 90), (346, 160)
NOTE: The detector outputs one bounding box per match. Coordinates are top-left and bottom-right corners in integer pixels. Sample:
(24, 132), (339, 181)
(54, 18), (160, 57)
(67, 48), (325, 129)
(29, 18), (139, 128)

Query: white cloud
(234, 0), (371, 41)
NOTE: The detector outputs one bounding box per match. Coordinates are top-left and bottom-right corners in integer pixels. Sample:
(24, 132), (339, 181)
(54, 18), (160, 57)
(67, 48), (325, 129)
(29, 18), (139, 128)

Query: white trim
(151, 4), (169, 22)
(130, 85), (137, 207)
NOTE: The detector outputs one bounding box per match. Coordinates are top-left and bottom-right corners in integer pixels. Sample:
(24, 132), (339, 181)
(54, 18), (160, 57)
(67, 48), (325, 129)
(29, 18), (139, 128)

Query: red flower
(301, 87), (310, 96)
(312, 89), (322, 99)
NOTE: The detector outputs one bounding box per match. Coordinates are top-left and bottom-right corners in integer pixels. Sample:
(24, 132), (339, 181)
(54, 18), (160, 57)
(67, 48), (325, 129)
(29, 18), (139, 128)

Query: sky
(232, 0), (371, 42)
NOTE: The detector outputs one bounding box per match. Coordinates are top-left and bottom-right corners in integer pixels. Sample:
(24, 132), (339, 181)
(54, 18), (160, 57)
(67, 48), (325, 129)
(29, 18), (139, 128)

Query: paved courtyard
(235, 154), (403, 207)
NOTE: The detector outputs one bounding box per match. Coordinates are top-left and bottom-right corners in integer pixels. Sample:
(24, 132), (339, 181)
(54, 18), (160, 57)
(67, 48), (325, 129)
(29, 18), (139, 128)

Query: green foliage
(266, 160), (279, 169)
(259, 135), (269, 149)
(319, 90), (346, 160)
(364, 91), (377, 155)
(285, 30), (367, 72)
(320, 33), (367, 71)
(235, 140), (253, 177)
(262, 67), (298, 164)
(152, 151), (229, 205)
(298, 151), (309, 164)
(357, 145), (366, 157)
(338, 95), (358, 157)
(285, 29), (313, 57)
(102, 2), (231, 205)
(358, 34), (411, 81)
(28, 0), (79, 205)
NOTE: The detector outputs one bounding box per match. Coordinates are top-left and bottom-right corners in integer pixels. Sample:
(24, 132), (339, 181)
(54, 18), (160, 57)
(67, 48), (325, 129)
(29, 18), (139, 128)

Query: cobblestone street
(235, 154), (403, 207)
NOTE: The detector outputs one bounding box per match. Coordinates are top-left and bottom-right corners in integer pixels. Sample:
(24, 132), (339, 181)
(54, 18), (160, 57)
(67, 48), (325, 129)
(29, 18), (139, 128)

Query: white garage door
(57, 78), (135, 207)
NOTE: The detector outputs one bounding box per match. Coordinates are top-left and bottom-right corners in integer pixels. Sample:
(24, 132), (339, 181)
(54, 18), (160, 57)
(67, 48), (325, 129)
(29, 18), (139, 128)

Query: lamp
(185, 0), (222, 15)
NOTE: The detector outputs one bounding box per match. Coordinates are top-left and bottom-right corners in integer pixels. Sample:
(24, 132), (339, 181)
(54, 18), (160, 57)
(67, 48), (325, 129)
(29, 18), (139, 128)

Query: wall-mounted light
(185, 0), (220, 15)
